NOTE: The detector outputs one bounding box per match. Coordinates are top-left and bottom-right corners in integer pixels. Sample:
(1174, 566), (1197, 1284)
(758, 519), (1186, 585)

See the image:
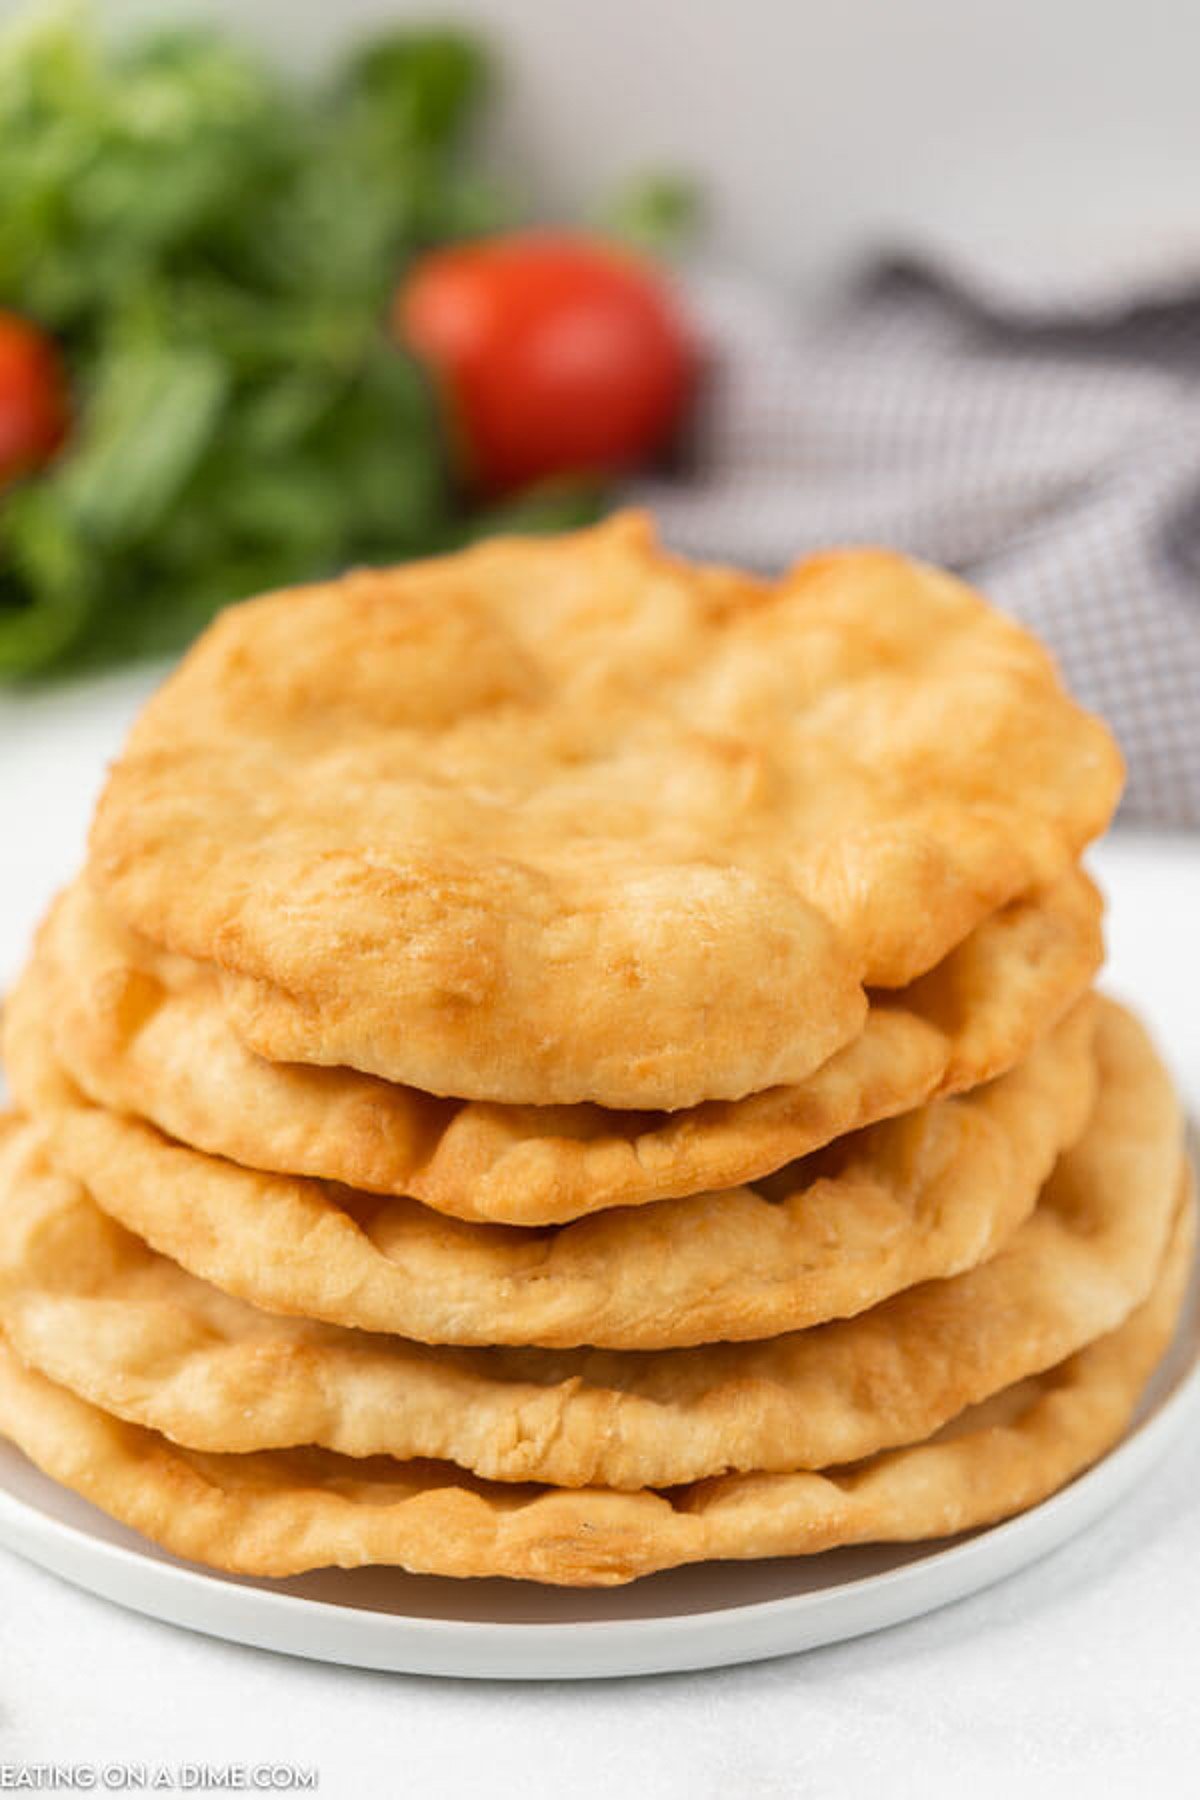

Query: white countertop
(1, 669), (1198, 1795)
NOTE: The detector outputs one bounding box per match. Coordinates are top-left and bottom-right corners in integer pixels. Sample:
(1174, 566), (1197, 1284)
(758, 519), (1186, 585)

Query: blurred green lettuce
(0, 6), (594, 676)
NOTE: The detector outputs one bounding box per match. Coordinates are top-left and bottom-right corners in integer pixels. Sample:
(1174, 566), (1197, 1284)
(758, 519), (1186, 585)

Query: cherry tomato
(0, 312), (68, 486)
(396, 232), (694, 495)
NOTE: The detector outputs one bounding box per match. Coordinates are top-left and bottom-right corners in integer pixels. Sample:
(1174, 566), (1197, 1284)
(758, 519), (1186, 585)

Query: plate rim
(0, 1322), (1197, 1680)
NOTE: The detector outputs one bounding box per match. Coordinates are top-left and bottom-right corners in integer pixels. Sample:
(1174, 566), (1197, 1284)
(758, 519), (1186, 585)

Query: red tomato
(0, 312), (68, 486)
(396, 233), (694, 495)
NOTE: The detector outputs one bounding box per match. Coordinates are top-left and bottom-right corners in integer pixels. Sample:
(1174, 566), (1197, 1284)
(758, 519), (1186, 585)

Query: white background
(6, 0), (1200, 289)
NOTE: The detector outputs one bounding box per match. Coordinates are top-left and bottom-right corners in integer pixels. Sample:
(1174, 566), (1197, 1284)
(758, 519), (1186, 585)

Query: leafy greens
(0, 8), (596, 676)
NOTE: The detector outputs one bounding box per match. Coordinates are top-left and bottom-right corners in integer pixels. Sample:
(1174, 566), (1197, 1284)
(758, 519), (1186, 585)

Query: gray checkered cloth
(637, 256), (1200, 825)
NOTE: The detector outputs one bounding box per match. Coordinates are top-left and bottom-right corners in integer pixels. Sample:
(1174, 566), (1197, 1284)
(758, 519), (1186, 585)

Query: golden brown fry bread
(86, 514), (1122, 1107)
(4, 988), (1097, 1349)
(0, 1003), (1181, 1487)
(0, 1193), (1188, 1585)
(30, 869), (1102, 1224)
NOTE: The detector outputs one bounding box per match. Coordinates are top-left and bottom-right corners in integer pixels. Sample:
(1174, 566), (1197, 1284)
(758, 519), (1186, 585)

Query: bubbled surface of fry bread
(86, 514), (1122, 1107)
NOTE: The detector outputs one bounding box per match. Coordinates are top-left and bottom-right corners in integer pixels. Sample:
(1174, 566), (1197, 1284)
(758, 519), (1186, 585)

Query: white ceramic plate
(4, 681), (1200, 1686)
(0, 1256), (1195, 1681)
